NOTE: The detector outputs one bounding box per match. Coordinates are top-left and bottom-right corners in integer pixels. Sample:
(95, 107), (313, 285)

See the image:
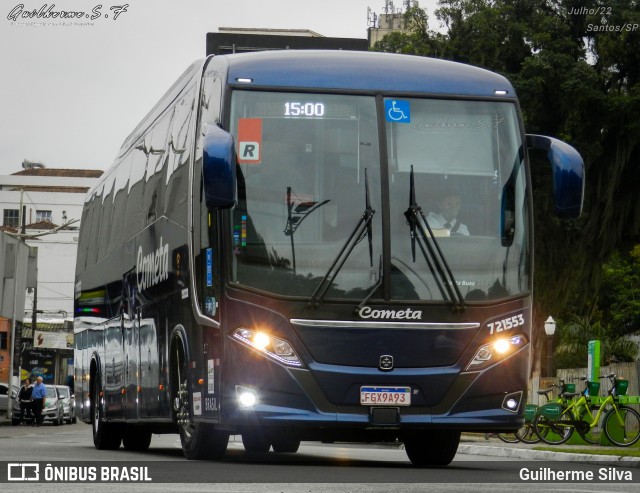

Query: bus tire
(91, 376), (122, 450)
(171, 335), (229, 460)
(181, 421), (229, 460)
(271, 429), (301, 453)
(242, 427), (272, 453)
(123, 427), (153, 451)
(403, 430), (460, 466)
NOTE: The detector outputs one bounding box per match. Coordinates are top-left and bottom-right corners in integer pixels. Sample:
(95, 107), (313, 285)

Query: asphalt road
(0, 421), (637, 492)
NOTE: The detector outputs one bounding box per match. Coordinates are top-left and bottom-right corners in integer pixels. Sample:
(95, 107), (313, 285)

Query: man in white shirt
(426, 191), (470, 236)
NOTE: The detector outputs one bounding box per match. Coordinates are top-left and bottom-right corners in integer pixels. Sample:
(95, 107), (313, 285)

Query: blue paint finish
(224, 50), (515, 97)
(526, 134), (585, 218)
(202, 123), (237, 209)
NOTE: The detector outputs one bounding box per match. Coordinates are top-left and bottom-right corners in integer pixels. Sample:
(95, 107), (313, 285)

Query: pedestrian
(17, 378), (33, 425)
(31, 376), (47, 426)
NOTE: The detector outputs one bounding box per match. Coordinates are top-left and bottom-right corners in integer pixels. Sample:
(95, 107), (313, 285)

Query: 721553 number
(488, 314), (524, 335)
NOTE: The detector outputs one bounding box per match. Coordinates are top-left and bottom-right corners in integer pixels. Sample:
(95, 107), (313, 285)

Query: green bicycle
(512, 382), (573, 444)
(533, 374), (640, 447)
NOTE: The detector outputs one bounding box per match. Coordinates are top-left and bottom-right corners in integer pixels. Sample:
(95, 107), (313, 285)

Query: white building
(0, 163), (103, 316)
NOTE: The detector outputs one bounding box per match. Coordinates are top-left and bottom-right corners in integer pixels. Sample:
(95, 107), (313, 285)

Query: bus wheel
(171, 344), (228, 460)
(242, 427), (272, 453)
(175, 379), (229, 460)
(271, 429), (301, 453)
(123, 426), (152, 451)
(92, 378), (122, 450)
(403, 430), (460, 466)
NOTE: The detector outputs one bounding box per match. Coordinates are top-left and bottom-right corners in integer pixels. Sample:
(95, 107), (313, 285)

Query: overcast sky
(0, 0), (440, 176)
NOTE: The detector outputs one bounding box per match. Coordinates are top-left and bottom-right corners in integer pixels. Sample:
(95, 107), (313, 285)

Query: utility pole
(8, 189), (24, 421)
(7, 241), (20, 421)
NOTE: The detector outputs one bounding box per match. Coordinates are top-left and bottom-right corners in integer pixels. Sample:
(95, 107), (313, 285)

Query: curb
(459, 444), (640, 468)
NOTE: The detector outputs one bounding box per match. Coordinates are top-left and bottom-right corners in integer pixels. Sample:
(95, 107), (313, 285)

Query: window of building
(3, 209), (19, 228)
(35, 210), (52, 223)
(0, 332), (7, 350)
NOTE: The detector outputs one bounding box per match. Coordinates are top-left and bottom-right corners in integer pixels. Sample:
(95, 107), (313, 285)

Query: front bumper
(216, 339), (529, 434)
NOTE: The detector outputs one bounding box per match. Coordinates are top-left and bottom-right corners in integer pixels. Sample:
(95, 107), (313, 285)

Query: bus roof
(221, 50), (516, 98)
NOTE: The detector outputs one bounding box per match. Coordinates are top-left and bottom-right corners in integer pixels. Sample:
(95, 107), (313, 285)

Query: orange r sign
(237, 118), (262, 164)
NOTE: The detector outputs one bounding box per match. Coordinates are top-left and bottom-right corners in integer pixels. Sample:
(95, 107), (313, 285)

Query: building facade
(367, 0), (413, 47)
(0, 163), (102, 384)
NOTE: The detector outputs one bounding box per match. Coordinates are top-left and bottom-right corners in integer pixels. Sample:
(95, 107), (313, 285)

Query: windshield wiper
(403, 165), (465, 311)
(310, 169), (375, 307)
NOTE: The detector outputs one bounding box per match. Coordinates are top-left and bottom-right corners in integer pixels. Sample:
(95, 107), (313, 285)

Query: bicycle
(533, 374), (640, 447)
(493, 383), (566, 444)
(516, 380), (581, 444)
(516, 383), (574, 444)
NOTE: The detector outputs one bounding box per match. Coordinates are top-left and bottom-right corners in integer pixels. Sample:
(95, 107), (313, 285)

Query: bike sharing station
(529, 340), (640, 447)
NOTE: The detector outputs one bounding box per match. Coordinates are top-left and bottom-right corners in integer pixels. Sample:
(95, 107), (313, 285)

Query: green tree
(554, 316), (639, 369)
(435, 0), (534, 74)
(372, 0), (640, 371)
(598, 246), (640, 337)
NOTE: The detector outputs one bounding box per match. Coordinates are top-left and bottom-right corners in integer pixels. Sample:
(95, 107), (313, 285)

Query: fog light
(236, 386), (258, 407)
(501, 391), (523, 413)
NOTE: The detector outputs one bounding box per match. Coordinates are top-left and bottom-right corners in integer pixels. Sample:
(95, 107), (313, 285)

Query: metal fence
(529, 361), (640, 405)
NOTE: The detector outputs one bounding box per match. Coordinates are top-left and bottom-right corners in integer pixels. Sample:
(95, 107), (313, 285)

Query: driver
(426, 190), (470, 236)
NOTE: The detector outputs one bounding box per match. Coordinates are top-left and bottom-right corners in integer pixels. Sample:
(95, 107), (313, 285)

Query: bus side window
(143, 112), (173, 226)
(123, 146), (147, 243)
(85, 184), (104, 268)
(76, 204), (92, 273)
(165, 85), (196, 226)
(105, 154), (131, 253)
(97, 170), (116, 262)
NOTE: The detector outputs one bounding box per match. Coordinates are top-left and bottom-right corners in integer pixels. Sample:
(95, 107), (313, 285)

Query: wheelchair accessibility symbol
(385, 99), (410, 123)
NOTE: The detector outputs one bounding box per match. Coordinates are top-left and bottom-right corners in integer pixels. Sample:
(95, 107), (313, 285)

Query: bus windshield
(229, 91), (529, 303)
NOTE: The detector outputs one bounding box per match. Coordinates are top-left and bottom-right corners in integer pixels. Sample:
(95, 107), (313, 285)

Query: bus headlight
(465, 334), (527, 371)
(232, 328), (303, 368)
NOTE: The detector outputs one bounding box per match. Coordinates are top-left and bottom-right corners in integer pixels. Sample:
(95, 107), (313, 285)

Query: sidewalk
(459, 433), (640, 468)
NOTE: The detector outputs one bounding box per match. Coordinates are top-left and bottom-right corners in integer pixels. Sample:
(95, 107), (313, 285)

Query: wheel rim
(173, 342), (195, 443)
(177, 378), (195, 440)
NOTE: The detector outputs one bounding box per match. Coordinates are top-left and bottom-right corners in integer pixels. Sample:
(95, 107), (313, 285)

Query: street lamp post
(544, 316), (556, 377)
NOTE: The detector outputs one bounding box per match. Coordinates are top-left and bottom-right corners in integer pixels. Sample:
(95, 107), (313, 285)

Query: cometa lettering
(137, 237), (169, 291)
(358, 306), (422, 320)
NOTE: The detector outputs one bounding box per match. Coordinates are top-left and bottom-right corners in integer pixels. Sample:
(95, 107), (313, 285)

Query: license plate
(360, 386), (411, 406)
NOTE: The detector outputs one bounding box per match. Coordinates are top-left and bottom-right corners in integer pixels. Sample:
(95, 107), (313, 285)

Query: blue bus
(74, 50), (584, 465)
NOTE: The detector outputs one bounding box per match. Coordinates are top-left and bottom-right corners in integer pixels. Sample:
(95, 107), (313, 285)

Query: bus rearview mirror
(203, 124), (237, 209)
(526, 134), (585, 218)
